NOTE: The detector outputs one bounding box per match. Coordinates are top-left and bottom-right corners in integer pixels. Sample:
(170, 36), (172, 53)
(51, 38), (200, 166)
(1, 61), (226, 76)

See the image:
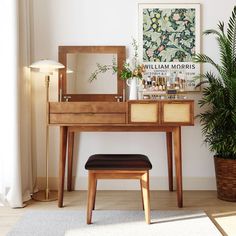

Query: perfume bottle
(162, 77), (166, 91)
(158, 77), (163, 91)
(178, 71), (186, 92)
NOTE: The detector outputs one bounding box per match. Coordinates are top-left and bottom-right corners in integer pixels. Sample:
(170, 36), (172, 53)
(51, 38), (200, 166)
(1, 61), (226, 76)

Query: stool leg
(92, 180), (97, 210)
(141, 171), (151, 224)
(87, 172), (97, 224)
(140, 180), (144, 210)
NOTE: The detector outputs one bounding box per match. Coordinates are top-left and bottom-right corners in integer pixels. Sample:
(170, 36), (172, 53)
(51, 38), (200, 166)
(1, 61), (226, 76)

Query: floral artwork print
(142, 8), (196, 62)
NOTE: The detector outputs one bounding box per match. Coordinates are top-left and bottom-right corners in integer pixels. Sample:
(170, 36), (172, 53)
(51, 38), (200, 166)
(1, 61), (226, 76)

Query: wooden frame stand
(87, 170), (151, 224)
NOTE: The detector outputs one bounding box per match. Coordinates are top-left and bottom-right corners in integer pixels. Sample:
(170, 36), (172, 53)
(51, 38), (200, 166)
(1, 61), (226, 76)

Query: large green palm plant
(193, 6), (236, 158)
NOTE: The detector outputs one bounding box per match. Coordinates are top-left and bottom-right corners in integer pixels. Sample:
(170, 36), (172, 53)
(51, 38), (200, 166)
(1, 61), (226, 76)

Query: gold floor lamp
(30, 59), (65, 201)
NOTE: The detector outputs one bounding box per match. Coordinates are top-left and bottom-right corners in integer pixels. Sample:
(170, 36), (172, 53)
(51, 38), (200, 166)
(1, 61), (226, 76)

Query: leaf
(181, 38), (193, 48)
(157, 15), (173, 32)
(159, 47), (179, 62)
(183, 9), (195, 23)
(175, 21), (187, 32)
(143, 10), (153, 32)
(227, 6), (236, 63)
(144, 32), (162, 46)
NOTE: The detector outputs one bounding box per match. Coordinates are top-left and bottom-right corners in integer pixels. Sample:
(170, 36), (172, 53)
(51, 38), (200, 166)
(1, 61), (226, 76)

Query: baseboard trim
(36, 176), (216, 190)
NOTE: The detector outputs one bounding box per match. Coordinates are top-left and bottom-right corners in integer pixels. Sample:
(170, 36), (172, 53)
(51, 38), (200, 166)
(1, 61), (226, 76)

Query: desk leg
(67, 131), (74, 191)
(166, 132), (173, 191)
(58, 126), (68, 208)
(173, 127), (183, 208)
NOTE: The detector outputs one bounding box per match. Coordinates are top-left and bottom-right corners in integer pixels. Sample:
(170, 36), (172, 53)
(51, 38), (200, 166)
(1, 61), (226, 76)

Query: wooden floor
(1, 190), (236, 236)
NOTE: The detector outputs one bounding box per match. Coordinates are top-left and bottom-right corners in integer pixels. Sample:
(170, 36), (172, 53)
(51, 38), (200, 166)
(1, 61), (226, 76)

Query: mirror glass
(67, 53), (117, 94)
(59, 46), (126, 101)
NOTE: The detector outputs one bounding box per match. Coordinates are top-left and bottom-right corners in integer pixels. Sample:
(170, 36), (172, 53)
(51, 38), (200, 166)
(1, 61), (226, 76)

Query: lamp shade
(30, 59), (65, 73)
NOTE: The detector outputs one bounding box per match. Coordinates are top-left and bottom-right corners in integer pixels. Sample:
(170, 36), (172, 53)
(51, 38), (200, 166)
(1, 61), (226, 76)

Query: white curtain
(0, 0), (34, 207)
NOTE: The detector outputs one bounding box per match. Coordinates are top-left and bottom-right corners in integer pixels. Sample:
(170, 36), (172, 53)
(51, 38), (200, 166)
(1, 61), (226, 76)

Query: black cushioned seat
(85, 154), (152, 170)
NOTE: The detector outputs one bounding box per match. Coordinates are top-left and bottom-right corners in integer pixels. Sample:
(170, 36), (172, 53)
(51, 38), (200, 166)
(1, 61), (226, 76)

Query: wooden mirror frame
(58, 46), (126, 101)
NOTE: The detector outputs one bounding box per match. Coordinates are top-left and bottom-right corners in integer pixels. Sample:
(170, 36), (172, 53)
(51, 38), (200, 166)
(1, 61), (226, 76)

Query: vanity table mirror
(58, 46), (126, 101)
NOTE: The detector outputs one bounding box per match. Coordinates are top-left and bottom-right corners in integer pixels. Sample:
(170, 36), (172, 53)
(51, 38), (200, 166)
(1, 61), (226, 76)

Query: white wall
(30, 0), (236, 190)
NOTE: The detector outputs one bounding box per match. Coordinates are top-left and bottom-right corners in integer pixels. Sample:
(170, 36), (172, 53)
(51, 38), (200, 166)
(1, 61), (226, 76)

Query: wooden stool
(85, 154), (152, 224)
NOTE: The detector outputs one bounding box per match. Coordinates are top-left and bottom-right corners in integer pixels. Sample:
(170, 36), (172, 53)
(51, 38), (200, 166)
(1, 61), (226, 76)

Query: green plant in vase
(89, 39), (145, 100)
(89, 39), (145, 82)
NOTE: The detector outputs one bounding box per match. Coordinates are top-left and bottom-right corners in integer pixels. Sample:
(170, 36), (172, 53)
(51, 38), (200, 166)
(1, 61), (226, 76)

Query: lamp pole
(45, 75), (50, 200)
(30, 60), (65, 202)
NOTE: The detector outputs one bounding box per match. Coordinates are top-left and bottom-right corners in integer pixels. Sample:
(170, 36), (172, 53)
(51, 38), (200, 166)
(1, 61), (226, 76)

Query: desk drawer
(50, 113), (126, 124)
(49, 102), (126, 124)
(161, 101), (194, 125)
(128, 101), (159, 123)
(49, 102), (126, 113)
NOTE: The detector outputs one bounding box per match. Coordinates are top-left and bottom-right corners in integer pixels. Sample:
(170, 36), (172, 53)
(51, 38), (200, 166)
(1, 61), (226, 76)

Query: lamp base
(32, 190), (58, 202)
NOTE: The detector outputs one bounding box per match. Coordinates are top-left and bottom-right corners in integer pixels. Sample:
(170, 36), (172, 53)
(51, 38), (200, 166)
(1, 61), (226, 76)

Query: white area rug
(7, 210), (222, 236)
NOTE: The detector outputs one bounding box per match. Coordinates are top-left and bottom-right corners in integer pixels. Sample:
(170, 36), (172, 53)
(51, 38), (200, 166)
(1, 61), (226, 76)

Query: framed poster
(138, 3), (201, 91)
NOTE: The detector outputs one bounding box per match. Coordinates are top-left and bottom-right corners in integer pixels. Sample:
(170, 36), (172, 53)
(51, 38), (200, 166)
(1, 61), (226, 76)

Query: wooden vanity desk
(54, 45), (195, 208)
(48, 99), (194, 208)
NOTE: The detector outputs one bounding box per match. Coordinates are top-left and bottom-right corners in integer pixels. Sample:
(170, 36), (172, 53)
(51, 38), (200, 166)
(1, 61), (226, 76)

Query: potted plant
(193, 6), (236, 201)
(89, 39), (145, 100)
